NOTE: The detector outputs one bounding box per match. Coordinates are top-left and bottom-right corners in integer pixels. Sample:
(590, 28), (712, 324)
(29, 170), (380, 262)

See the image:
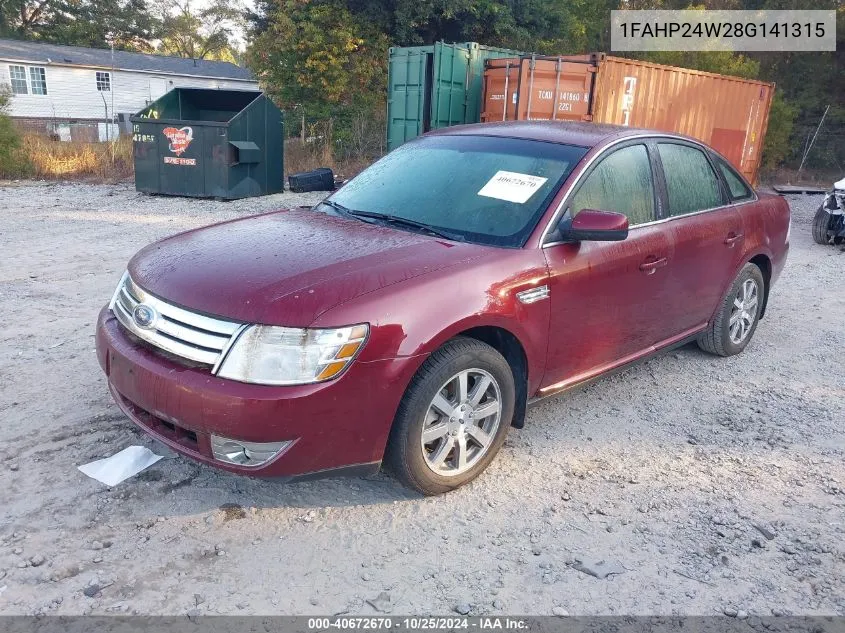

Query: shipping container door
(464, 44), (523, 124)
(387, 46), (432, 151)
(481, 60), (520, 122)
(515, 57), (594, 122)
(430, 42), (472, 130)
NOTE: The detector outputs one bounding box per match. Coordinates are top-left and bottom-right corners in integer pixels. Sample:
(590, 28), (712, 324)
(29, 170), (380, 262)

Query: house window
(8, 65), (28, 94)
(96, 71), (111, 92)
(28, 67), (47, 95)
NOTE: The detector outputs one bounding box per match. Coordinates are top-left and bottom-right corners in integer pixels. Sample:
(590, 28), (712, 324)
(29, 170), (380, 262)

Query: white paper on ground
(78, 445), (163, 487)
(478, 170), (548, 204)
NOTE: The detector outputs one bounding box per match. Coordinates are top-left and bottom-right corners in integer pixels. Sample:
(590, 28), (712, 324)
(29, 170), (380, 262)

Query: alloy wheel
(729, 278), (759, 344)
(420, 369), (502, 477)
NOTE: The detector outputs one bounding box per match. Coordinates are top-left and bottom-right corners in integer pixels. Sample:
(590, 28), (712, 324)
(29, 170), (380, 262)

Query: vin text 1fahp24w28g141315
(96, 121), (790, 495)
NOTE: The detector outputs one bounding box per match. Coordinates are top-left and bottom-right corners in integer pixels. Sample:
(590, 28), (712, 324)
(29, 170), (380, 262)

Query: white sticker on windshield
(477, 171), (549, 204)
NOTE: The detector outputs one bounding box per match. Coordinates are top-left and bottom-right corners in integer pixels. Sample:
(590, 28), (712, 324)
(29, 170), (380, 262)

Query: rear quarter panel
(714, 192), (790, 319)
(739, 193), (791, 283)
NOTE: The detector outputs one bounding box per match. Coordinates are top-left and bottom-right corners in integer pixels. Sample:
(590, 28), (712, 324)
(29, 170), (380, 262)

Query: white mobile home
(0, 38), (258, 139)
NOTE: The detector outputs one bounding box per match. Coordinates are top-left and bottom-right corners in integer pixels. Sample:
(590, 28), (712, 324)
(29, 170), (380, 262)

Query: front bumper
(95, 307), (423, 478)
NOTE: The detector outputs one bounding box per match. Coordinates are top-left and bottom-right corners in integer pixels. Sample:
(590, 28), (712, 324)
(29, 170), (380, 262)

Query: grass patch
(284, 139), (374, 182)
(13, 135), (134, 182)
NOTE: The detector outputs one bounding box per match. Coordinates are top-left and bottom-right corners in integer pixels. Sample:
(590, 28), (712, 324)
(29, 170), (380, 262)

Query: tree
(0, 83), (31, 178)
(0, 0), (157, 50)
(0, 0), (52, 37)
(155, 0), (244, 61)
(47, 0), (158, 51)
(245, 0), (842, 170)
(248, 0), (388, 116)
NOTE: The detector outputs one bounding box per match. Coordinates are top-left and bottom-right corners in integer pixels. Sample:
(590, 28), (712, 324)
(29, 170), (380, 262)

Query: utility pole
(110, 40), (116, 141)
(797, 105), (830, 178)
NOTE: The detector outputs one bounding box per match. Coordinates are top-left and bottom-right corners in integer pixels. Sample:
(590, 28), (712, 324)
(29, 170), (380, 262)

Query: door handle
(724, 232), (744, 247)
(639, 257), (668, 274)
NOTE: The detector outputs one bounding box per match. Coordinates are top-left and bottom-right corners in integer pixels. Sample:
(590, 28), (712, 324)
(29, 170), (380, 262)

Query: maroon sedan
(96, 122), (790, 495)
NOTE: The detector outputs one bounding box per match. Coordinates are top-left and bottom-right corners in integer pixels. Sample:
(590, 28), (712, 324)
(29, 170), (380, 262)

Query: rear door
(541, 142), (674, 390)
(654, 141), (744, 333)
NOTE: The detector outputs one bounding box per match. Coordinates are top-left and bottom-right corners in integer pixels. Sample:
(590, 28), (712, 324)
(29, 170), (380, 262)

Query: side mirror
(559, 209), (629, 242)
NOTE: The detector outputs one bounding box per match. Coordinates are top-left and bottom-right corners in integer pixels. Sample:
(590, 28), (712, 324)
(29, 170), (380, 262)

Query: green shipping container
(387, 42), (522, 151)
(131, 88), (284, 200)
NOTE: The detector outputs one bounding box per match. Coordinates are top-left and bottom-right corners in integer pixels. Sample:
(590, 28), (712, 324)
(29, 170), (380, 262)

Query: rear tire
(698, 263), (765, 357)
(385, 337), (515, 495)
(813, 205), (832, 245)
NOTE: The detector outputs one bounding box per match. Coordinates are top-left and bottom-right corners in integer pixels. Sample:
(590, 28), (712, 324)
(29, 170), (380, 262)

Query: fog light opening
(210, 436), (291, 468)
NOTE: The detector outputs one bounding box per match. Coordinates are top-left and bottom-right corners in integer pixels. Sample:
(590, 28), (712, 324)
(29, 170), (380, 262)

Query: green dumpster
(131, 88), (284, 199)
(386, 42), (522, 151)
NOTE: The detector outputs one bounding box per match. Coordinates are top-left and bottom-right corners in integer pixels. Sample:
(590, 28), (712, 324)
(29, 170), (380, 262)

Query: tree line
(0, 0), (244, 61)
(1, 0), (842, 172)
(246, 0), (843, 172)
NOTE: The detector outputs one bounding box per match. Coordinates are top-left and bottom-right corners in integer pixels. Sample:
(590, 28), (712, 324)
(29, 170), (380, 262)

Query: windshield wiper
(318, 200), (464, 242)
(344, 209), (465, 242)
(317, 199), (356, 217)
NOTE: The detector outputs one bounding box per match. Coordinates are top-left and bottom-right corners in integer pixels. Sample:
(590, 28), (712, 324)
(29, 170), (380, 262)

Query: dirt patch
(219, 504), (247, 522)
(0, 183), (842, 616)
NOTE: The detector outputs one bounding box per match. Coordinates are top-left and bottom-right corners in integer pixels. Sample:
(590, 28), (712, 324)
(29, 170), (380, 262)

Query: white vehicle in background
(813, 177), (845, 246)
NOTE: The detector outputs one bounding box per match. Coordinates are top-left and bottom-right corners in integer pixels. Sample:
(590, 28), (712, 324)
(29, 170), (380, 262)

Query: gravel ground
(0, 182), (843, 617)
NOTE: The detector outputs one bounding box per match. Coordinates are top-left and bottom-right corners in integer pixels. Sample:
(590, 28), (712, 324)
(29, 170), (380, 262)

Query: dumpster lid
(229, 141), (260, 151)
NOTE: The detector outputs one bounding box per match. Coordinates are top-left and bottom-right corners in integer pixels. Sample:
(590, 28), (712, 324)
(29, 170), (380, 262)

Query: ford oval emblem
(132, 304), (158, 329)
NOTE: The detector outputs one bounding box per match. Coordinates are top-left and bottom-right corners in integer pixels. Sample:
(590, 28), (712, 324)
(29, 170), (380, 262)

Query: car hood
(128, 208), (488, 326)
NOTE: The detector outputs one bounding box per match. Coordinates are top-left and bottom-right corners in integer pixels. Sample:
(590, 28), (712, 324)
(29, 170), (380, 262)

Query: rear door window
(715, 157), (753, 201)
(570, 144), (656, 226)
(657, 143), (723, 216)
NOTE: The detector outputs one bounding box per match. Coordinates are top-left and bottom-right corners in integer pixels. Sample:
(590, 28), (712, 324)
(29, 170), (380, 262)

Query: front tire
(385, 337), (515, 495)
(698, 263), (765, 357)
(812, 205), (832, 245)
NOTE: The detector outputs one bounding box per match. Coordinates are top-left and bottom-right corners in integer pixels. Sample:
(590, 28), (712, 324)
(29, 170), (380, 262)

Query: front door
(540, 142), (675, 392)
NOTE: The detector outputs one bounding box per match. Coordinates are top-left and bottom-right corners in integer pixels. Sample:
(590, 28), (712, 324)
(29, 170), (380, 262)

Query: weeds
(0, 135), (134, 182)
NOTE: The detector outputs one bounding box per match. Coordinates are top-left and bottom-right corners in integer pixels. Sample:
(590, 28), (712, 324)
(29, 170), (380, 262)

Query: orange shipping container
(481, 54), (774, 183)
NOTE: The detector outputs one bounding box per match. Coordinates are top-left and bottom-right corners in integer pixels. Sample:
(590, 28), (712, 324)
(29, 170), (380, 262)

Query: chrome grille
(110, 272), (244, 367)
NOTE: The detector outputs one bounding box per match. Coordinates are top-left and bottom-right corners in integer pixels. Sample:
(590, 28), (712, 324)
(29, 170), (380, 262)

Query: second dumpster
(131, 88), (284, 199)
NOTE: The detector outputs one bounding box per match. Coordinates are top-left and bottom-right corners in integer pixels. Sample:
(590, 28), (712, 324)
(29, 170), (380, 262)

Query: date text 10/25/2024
(306, 617), (530, 630)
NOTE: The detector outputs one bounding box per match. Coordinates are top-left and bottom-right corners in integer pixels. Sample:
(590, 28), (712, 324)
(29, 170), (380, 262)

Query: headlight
(217, 324), (368, 385)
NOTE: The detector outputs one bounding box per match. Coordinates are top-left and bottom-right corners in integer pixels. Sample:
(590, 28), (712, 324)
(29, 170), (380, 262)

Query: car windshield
(317, 135), (587, 247)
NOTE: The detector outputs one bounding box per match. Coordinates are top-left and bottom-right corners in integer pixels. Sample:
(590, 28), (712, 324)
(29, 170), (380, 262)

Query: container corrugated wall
(591, 56), (774, 183)
(480, 54), (774, 183)
(387, 42), (522, 151)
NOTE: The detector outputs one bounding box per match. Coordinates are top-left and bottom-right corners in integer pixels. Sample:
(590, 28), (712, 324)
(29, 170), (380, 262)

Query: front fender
(311, 249), (551, 396)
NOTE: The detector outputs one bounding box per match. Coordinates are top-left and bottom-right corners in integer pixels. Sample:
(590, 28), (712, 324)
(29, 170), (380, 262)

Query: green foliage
(0, 0), (158, 51)
(0, 0), (242, 56)
(248, 1), (388, 120)
(154, 0), (244, 60)
(638, 50), (760, 79)
(761, 90), (796, 169)
(2, 0), (837, 171)
(0, 85), (32, 179)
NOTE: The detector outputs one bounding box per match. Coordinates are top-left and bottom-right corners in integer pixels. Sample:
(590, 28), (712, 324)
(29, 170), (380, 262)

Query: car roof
(426, 120), (679, 149)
